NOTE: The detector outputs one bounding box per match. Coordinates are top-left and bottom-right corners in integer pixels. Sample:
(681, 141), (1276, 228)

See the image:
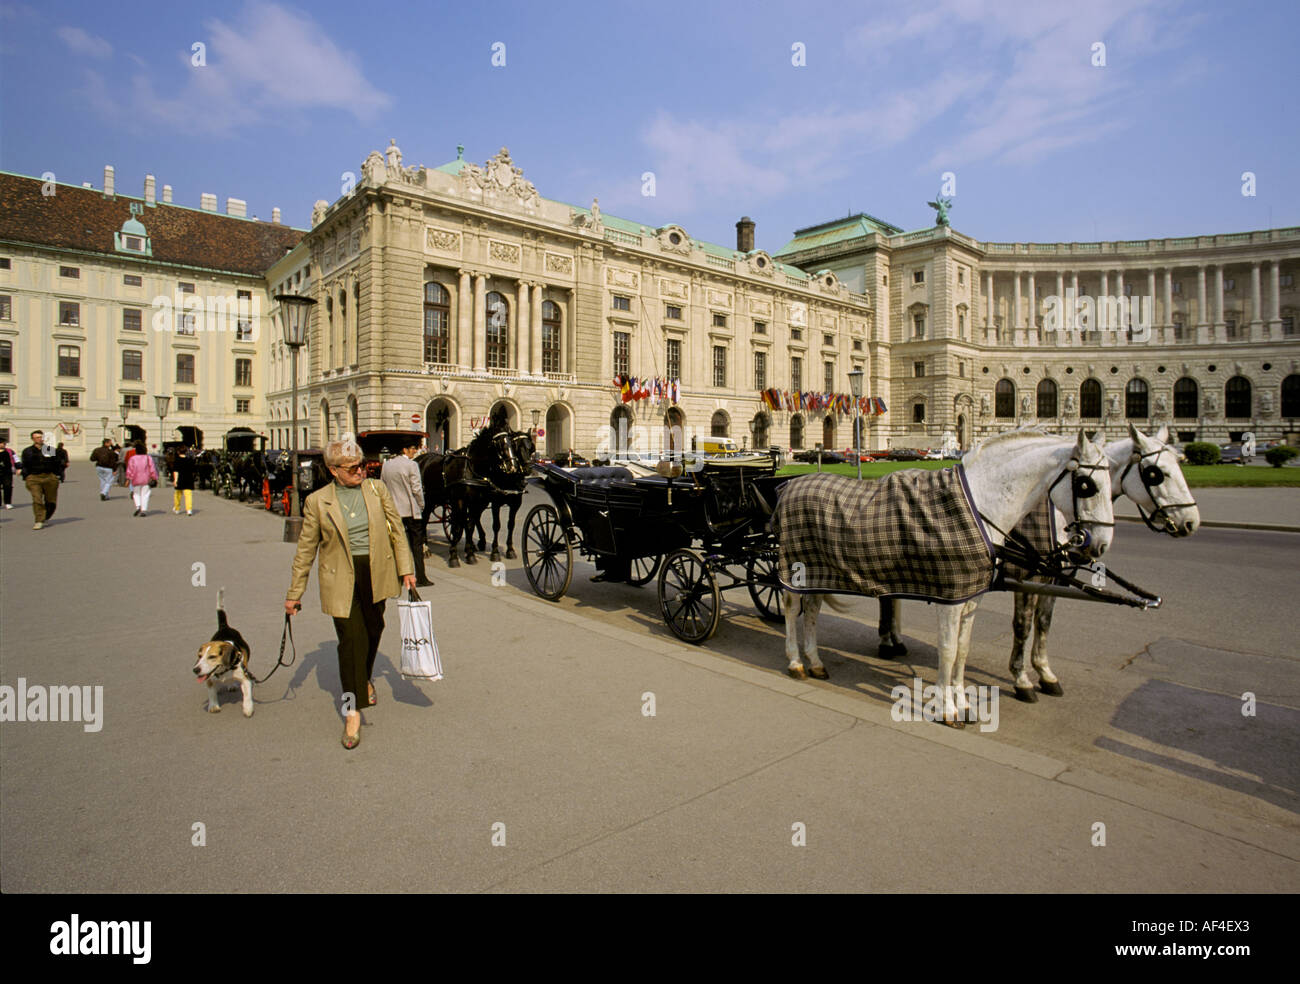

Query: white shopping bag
(397, 589), (442, 680)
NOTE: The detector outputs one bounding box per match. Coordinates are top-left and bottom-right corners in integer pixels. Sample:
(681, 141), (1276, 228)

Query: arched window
(1037, 378), (1058, 418)
(610, 405), (633, 453)
(822, 416), (836, 447)
(711, 411), (729, 437)
(752, 412), (770, 448)
(486, 291), (509, 369)
(542, 300), (562, 374)
(1282, 374), (1300, 418)
(1125, 378), (1149, 418)
(1225, 376), (1251, 419)
(1174, 377), (1199, 419)
(423, 282), (450, 364)
(995, 379), (1015, 419)
(790, 414), (804, 450)
(1080, 379), (1102, 419)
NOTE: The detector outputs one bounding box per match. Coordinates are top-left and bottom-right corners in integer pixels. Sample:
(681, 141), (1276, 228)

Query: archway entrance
(425, 398), (457, 453)
(822, 415), (836, 449)
(545, 404), (570, 458)
(488, 400), (518, 429)
(663, 407), (685, 453)
(752, 412), (770, 449)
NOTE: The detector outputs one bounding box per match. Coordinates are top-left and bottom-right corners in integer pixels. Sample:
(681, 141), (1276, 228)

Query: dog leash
(248, 614), (297, 685)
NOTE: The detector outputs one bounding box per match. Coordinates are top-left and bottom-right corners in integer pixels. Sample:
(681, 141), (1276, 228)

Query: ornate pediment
(461, 147), (541, 210)
(745, 251), (775, 277)
(657, 225), (691, 255)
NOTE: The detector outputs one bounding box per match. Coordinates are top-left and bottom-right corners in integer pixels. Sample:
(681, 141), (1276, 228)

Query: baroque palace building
(3, 143), (1299, 457)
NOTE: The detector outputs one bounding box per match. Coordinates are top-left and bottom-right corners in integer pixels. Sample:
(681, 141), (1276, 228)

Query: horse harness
(1118, 443), (1197, 535)
(980, 455), (1112, 567)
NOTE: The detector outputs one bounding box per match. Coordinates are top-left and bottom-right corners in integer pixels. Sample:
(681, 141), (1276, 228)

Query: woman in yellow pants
(172, 448), (196, 515)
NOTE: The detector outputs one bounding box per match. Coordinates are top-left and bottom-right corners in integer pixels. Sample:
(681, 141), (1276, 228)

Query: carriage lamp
(100, 416), (109, 440)
(274, 289), (317, 542)
(848, 367), (864, 480)
(155, 395), (171, 455)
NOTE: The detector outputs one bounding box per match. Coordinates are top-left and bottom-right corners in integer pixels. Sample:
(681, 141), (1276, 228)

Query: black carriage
(357, 430), (426, 479)
(521, 457), (792, 644)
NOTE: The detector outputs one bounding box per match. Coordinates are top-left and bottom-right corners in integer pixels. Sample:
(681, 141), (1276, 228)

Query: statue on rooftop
(927, 195), (953, 227)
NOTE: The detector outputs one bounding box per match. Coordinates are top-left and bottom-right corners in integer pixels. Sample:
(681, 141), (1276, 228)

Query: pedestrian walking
(55, 442), (69, 482)
(0, 439), (14, 510)
(172, 448), (196, 515)
(125, 441), (158, 516)
(284, 435), (416, 749)
(20, 430), (61, 530)
(90, 438), (119, 500)
(381, 437), (433, 586)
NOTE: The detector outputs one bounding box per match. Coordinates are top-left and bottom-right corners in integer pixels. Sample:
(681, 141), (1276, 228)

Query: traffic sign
(411, 414), (421, 424)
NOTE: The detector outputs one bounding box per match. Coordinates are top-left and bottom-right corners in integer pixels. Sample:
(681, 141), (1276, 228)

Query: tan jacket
(287, 479), (415, 618)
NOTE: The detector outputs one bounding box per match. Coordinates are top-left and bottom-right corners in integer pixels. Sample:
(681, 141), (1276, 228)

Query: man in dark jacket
(90, 439), (118, 500)
(21, 430), (61, 529)
(55, 442), (70, 482)
(0, 438), (14, 509)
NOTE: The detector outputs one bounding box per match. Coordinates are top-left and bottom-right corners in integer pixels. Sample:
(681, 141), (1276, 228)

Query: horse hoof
(448, 557), (460, 569)
(787, 665), (807, 680)
(505, 547), (517, 560)
(1039, 680), (1064, 697)
(942, 717), (966, 730)
(878, 643), (907, 661)
(808, 666), (829, 680)
(490, 551), (501, 563)
(465, 554), (477, 565)
(1014, 685), (1038, 703)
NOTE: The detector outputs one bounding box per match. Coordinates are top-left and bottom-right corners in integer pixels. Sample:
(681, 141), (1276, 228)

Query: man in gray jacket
(382, 438), (432, 586)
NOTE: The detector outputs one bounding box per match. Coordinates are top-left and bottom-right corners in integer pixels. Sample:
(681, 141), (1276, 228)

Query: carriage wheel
(521, 504), (573, 601)
(430, 503), (450, 540)
(658, 549), (721, 644)
(746, 553), (784, 622)
(627, 554), (662, 587)
(281, 488), (292, 516)
(262, 478), (272, 510)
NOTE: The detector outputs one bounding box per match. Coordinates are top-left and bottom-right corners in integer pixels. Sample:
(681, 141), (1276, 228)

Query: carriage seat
(567, 465), (634, 486)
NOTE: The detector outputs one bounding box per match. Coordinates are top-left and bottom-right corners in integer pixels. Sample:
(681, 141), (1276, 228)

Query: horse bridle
(1118, 443), (1197, 535)
(1045, 455), (1114, 551)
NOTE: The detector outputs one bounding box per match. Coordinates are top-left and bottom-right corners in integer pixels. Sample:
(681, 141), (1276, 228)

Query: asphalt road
(1, 464), (1296, 892)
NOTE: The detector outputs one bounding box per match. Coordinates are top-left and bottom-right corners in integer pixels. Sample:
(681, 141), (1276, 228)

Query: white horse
(780, 430), (1115, 728)
(1006, 423), (1199, 701)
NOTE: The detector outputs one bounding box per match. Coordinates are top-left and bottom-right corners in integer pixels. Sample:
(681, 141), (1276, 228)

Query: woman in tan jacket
(285, 436), (416, 748)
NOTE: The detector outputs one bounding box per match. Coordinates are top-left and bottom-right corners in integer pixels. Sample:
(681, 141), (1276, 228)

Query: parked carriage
(357, 430), (427, 479)
(521, 457), (793, 643)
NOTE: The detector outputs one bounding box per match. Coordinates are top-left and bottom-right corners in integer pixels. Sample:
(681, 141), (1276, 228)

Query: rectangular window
(542, 313), (561, 374)
(612, 295), (631, 312)
(0, 340), (10, 373)
(1172, 281), (1183, 295)
(123, 274), (142, 287)
(824, 361), (835, 392)
(177, 396), (193, 412)
(235, 290), (253, 341)
(1225, 318), (1240, 339)
(791, 356), (802, 391)
(913, 403), (925, 423)
(754, 351), (767, 390)
(665, 304), (682, 320)
(959, 361), (966, 377)
(177, 314), (196, 335)
(712, 313), (727, 328)
(1281, 273), (1294, 288)
(790, 328), (802, 341)
(0, 391), (9, 406)
(235, 358), (253, 387)
(754, 321), (767, 335)
(852, 339), (862, 351)
(178, 281), (195, 294)
(123, 308), (142, 331)
(57, 345), (80, 377)
(236, 321), (253, 342)
(613, 331), (630, 376)
(0, 258), (10, 269)
(59, 301), (79, 326)
(1123, 283), (1133, 297)
(60, 391), (80, 407)
(958, 311), (965, 335)
(958, 268), (965, 285)
(913, 270), (924, 284)
(235, 398), (251, 414)
(823, 333), (834, 347)
(122, 349), (143, 380)
(176, 353), (195, 384)
(60, 266), (79, 279)
(1282, 316), (1296, 337)
(666, 338), (681, 380)
(913, 314), (925, 339)
(1172, 319), (1186, 341)
(1224, 278), (1235, 292)
(0, 295), (9, 320)
(713, 346), (727, 387)
(914, 361), (926, 377)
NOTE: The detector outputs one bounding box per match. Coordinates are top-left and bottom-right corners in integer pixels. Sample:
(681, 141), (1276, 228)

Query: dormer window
(114, 216), (152, 256)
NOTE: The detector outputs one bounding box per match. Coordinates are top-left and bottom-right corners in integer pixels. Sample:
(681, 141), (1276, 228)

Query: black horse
(418, 428), (529, 567)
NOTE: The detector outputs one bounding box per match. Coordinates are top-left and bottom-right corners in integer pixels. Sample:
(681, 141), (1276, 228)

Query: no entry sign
(411, 414), (421, 425)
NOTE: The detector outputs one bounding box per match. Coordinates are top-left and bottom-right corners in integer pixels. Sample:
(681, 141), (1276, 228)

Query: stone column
(472, 273), (487, 371)
(1196, 266), (1209, 343)
(1162, 268), (1174, 344)
(1070, 272), (1080, 345)
(530, 284), (544, 376)
(1013, 272), (1024, 346)
(1115, 270), (1127, 346)
(1250, 261), (1263, 338)
(1269, 259), (1282, 338)
(515, 280), (529, 371)
(1099, 270), (1113, 345)
(1055, 271), (1066, 346)
(456, 269), (471, 366)
(985, 271), (996, 342)
(1213, 265), (1226, 342)
(1027, 272), (1037, 346)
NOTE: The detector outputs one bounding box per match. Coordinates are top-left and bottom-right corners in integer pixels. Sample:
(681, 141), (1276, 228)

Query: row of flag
(612, 375), (682, 405)
(757, 389), (888, 416)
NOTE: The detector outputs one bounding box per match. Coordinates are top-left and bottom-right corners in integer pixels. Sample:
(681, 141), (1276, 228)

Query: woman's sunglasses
(333, 463), (365, 475)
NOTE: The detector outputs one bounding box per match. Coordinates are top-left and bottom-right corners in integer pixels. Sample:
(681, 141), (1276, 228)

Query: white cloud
(56, 26), (112, 58)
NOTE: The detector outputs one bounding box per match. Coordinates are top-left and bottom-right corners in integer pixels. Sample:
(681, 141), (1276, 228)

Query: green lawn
(776, 460), (1300, 487)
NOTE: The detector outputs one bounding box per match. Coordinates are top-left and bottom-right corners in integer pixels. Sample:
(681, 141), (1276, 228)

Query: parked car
(552, 450), (591, 468)
(792, 449), (846, 464)
(921, 449), (944, 460)
(886, 448), (925, 461)
(1219, 443), (1244, 464)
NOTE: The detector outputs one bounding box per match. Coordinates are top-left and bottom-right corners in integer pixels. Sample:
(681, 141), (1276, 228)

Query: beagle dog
(192, 589), (254, 717)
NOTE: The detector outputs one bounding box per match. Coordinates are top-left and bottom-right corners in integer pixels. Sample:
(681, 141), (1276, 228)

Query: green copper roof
(773, 212), (904, 256)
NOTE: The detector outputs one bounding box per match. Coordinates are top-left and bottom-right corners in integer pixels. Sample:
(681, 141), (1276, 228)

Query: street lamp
(100, 416), (109, 441)
(393, 411), (401, 429)
(531, 408), (540, 445)
(119, 402), (130, 447)
(155, 395), (171, 455)
(274, 289), (317, 542)
(848, 367), (864, 480)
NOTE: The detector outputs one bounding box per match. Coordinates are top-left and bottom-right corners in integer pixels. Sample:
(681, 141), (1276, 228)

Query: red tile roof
(0, 172), (304, 277)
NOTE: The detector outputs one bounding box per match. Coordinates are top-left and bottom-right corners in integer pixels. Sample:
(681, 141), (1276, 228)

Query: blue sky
(1, 0), (1295, 250)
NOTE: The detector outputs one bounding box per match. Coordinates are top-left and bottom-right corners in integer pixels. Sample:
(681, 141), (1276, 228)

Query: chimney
(162, 184), (173, 204)
(225, 197), (246, 218)
(200, 193), (217, 212)
(82, 182), (93, 189)
(736, 215), (755, 253)
(272, 207), (281, 224)
(144, 174), (156, 206)
(103, 165), (115, 198)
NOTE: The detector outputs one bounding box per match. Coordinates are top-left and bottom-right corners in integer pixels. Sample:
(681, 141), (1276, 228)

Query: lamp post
(274, 289), (316, 542)
(848, 367), (864, 480)
(155, 395), (171, 456)
(393, 411), (401, 429)
(119, 403), (130, 447)
(531, 408), (540, 445)
(100, 416), (109, 441)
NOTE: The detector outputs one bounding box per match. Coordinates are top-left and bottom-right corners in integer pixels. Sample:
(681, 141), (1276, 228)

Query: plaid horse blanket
(772, 468), (996, 603)
(1002, 500), (1060, 581)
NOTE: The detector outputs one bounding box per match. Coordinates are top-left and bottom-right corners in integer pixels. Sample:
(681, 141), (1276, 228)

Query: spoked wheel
(658, 548), (721, 644)
(262, 478), (272, 510)
(746, 552), (784, 622)
(430, 503), (450, 540)
(521, 504), (573, 601)
(627, 554), (662, 587)
(281, 487), (292, 516)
